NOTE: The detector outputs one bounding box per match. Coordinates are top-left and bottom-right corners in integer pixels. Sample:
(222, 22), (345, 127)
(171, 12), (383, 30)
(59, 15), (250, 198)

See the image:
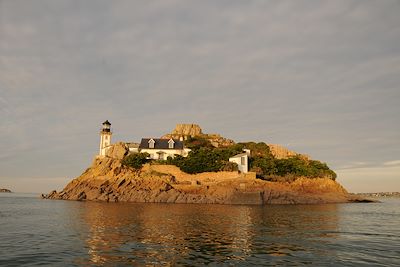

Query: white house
(139, 138), (191, 160)
(229, 152), (249, 173)
(127, 143), (139, 153)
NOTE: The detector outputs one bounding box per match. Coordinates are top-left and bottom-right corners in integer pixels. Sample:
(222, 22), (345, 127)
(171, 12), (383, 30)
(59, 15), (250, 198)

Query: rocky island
(43, 123), (371, 204)
(0, 188), (12, 193)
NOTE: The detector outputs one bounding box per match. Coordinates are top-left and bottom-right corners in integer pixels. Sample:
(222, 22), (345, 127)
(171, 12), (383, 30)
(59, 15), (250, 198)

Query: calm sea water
(0, 193), (399, 266)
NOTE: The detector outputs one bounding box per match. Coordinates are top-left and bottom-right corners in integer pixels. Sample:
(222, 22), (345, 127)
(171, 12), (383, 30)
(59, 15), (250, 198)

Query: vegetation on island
(121, 136), (337, 182)
(121, 152), (150, 170)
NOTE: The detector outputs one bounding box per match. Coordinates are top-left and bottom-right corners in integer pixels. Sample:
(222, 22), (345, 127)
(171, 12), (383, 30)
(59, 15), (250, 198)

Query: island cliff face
(44, 154), (358, 204)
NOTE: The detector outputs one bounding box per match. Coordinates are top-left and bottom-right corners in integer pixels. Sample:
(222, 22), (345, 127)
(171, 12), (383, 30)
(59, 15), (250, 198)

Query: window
(149, 139), (155, 149)
(168, 139), (174, 149)
(241, 156), (246, 165)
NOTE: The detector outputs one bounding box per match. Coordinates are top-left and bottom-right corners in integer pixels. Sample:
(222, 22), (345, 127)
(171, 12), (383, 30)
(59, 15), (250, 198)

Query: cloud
(0, 0), (399, 192)
(336, 162), (370, 170)
(383, 160), (400, 166)
(337, 160), (400, 170)
(336, 164), (400, 193)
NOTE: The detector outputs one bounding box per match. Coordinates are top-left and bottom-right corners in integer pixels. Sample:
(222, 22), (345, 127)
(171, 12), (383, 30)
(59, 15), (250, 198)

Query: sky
(0, 0), (399, 193)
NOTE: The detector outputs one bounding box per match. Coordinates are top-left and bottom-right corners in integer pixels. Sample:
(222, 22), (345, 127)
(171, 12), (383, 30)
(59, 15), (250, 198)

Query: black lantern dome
(101, 120), (111, 132)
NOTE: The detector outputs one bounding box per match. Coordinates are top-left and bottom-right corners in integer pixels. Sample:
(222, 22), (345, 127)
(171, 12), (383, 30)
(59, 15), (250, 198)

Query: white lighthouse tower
(99, 120), (112, 157)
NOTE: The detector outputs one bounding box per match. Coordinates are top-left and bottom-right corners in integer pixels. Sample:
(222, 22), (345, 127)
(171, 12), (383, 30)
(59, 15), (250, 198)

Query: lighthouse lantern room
(99, 120), (112, 156)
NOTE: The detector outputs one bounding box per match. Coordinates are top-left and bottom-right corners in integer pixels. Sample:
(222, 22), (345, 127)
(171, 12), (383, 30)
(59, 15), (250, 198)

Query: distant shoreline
(354, 192), (400, 198)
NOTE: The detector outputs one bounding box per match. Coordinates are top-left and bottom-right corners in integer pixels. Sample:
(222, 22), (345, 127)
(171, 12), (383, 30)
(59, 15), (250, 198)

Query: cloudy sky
(1, 0), (399, 193)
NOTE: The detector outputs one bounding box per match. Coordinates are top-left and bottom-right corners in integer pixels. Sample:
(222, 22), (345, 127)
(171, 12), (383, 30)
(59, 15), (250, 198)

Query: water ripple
(0, 195), (399, 266)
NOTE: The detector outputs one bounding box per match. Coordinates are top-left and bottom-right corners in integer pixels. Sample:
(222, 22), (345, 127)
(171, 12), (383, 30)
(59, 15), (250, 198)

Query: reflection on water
(76, 203), (340, 265)
(1, 195), (399, 266)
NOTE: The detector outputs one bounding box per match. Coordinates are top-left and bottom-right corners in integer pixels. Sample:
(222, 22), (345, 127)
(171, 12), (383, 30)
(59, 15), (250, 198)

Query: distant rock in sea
(354, 192), (400, 198)
(0, 188), (12, 193)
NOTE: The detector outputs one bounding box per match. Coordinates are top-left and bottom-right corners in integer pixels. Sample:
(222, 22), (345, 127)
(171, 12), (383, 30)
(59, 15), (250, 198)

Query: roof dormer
(168, 138), (175, 149)
(148, 138), (155, 149)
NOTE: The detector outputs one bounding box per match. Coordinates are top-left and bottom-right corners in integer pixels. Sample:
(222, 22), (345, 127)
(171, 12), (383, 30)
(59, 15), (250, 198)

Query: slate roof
(139, 138), (184, 150)
(229, 153), (248, 158)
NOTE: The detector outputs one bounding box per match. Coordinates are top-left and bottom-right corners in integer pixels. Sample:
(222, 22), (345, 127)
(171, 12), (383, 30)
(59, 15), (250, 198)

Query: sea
(0, 193), (399, 266)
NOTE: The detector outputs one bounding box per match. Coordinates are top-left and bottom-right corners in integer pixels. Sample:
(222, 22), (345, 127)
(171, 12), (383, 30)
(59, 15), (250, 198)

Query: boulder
(105, 142), (129, 160)
(171, 124), (203, 137)
(43, 190), (59, 199)
(0, 188), (12, 193)
(162, 123), (235, 147)
(77, 191), (87, 201)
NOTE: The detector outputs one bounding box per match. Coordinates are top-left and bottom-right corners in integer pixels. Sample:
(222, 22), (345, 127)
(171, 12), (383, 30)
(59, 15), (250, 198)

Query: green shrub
(121, 152), (150, 170)
(308, 160), (337, 180)
(274, 156), (337, 180)
(170, 146), (243, 174)
(249, 155), (277, 175)
(159, 140), (337, 180)
(239, 142), (272, 157)
(184, 136), (214, 150)
(275, 156), (309, 177)
(174, 148), (222, 174)
(220, 161), (238, 172)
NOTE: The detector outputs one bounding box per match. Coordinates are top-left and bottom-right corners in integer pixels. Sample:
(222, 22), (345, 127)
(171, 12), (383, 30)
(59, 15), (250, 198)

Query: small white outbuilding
(229, 151), (250, 173)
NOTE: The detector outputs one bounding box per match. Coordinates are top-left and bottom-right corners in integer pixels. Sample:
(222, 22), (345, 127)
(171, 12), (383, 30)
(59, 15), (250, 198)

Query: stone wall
(143, 164), (241, 183)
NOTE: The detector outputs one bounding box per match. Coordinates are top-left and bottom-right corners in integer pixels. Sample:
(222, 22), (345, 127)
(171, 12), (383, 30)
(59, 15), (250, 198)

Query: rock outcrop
(171, 124), (203, 137)
(163, 124), (235, 148)
(0, 188), (12, 193)
(268, 144), (310, 160)
(42, 157), (365, 204)
(105, 142), (129, 160)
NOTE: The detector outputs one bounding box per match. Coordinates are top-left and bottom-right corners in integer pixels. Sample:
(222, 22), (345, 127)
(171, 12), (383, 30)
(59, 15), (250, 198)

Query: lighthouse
(99, 120), (112, 156)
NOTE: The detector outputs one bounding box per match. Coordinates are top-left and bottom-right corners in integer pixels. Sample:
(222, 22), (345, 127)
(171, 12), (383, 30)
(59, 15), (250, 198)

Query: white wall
(229, 155), (248, 173)
(99, 132), (112, 156)
(140, 148), (189, 160)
